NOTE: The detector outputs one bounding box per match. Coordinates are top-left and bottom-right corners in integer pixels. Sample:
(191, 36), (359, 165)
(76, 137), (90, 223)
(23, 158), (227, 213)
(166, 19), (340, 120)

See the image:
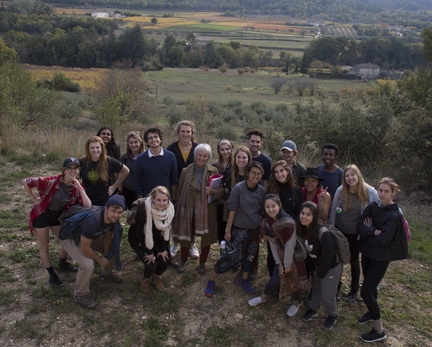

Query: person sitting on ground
(204, 162), (266, 297)
(128, 186), (175, 293)
(23, 157), (92, 288)
(59, 195), (125, 309)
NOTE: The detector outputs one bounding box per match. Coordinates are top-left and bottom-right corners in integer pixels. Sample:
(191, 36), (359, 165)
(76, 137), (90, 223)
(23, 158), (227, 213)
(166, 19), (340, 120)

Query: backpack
(318, 222), (351, 264)
(398, 211), (411, 243)
(59, 208), (102, 245)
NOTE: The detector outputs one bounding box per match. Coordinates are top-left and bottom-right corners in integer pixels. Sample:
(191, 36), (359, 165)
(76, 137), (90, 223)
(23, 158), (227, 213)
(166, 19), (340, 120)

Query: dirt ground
(0, 161), (431, 347)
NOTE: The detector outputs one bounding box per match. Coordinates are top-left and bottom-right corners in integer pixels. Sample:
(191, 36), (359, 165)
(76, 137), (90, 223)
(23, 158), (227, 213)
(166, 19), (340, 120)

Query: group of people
(24, 122), (408, 343)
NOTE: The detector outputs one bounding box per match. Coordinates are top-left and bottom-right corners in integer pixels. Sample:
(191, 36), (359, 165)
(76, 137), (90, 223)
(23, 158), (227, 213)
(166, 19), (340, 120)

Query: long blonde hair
(84, 136), (108, 184)
(231, 146), (251, 188)
(340, 164), (370, 210)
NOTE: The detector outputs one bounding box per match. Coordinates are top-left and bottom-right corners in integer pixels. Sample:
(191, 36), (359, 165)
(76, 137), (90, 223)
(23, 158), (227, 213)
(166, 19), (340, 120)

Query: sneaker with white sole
(286, 304), (299, 317)
(360, 328), (387, 343)
(322, 315), (337, 330)
(357, 312), (373, 324)
(190, 244), (199, 259)
(301, 308), (318, 322)
(170, 243), (179, 257)
(248, 296), (265, 306)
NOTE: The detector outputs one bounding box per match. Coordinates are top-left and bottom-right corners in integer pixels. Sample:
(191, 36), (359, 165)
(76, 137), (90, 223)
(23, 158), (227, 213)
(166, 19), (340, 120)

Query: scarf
(144, 197), (175, 250)
(174, 164), (209, 242)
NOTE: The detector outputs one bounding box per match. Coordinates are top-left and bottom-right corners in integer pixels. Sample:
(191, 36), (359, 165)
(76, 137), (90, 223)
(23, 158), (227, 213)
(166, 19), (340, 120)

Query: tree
(184, 94), (209, 140)
(421, 28), (432, 64)
(300, 53), (308, 75)
(271, 78), (285, 94)
(151, 16), (158, 24)
(0, 38), (17, 65)
(92, 69), (151, 128)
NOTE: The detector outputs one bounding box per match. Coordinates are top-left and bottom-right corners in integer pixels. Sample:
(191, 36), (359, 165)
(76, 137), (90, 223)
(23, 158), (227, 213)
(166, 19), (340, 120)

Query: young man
(134, 127), (178, 199)
(246, 129), (272, 189)
(317, 143), (343, 200)
(134, 128), (180, 266)
(59, 195), (126, 309)
(280, 139), (306, 187)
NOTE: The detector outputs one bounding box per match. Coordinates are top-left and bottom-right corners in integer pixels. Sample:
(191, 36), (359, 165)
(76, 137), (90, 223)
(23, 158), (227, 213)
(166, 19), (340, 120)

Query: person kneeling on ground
(248, 194), (308, 318)
(59, 195), (125, 309)
(127, 186), (175, 293)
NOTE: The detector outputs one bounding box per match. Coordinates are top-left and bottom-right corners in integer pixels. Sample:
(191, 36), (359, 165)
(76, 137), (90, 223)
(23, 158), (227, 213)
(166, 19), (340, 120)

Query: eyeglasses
(249, 171), (263, 177)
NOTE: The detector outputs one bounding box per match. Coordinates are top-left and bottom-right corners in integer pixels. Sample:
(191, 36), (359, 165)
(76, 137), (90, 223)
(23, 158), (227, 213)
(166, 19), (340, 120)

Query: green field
(145, 68), (373, 106)
(169, 24), (241, 31)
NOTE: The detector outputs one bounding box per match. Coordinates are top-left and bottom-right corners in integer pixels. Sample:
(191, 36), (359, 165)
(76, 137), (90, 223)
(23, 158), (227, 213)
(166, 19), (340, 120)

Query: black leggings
(342, 232), (361, 290)
(360, 254), (390, 320)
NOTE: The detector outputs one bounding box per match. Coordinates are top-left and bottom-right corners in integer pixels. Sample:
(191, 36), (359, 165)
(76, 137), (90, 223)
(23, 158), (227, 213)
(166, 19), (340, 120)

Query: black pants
(360, 254), (390, 320)
(143, 252), (169, 278)
(342, 232), (361, 290)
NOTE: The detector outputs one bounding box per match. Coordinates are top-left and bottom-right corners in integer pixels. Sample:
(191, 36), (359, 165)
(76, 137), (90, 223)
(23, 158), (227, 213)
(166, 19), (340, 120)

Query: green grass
(169, 24), (240, 31)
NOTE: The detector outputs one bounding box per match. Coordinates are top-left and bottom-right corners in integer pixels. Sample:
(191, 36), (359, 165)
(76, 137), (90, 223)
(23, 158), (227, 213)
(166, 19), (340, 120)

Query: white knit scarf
(144, 197), (175, 250)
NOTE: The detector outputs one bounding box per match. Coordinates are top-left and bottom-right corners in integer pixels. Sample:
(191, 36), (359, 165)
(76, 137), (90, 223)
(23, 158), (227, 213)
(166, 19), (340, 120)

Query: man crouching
(59, 195), (125, 309)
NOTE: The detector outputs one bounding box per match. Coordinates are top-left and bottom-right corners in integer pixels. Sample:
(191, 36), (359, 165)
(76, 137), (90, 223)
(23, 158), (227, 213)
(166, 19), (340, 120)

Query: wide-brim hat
(299, 167), (325, 181)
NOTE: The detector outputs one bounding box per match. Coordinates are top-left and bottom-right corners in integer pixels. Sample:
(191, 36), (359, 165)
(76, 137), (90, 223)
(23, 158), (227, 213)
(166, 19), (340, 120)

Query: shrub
(37, 73), (81, 92)
(214, 124), (237, 141)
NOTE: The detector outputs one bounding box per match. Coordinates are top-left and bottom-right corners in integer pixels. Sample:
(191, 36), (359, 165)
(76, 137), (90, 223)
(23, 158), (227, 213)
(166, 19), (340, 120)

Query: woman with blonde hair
(119, 132), (145, 209)
(128, 186), (175, 293)
(79, 136), (129, 206)
(23, 158), (92, 287)
(329, 164), (378, 302)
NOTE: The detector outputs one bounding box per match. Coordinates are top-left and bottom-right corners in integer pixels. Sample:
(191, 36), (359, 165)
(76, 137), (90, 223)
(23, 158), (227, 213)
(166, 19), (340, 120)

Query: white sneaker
(248, 296), (265, 307)
(170, 243), (179, 257)
(190, 243), (199, 259)
(286, 304), (299, 317)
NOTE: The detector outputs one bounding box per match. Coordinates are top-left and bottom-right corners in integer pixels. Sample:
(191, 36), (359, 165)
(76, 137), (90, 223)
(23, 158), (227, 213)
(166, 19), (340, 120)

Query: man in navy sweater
(134, 128), (178, 199)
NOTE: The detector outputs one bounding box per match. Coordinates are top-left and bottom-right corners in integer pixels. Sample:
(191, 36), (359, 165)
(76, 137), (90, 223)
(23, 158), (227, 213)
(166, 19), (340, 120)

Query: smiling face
(281, 149), (295, 163)
(265, 199), (281, 219)
(195, 149), (209, 168)
(178, 125), (193, 143)
(344, 168), (359, 187)
(146, 132), (162, 149)
(274, 164), (289, 184)
(152, 192), (170, 211)
(104, 205), (124, 224)
(378, 183), (394, 205)
(99, 129), (112, 144)
(128, 137), (141, 154)
(219, 143), (232, 159)
(304, 177), (319, 192)
(235, 150), (249, 169)
(322, 148), (336, 167)
(89, 142), (102, 161)
(63, 164), (80, 181)
(247, 135), (263, 156)
(247, 167), (263, 186)
(299, 207), (314, 227)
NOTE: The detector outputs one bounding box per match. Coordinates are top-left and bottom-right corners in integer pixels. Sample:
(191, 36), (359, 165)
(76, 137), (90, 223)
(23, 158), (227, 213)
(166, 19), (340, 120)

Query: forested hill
(43, 0), (432, 13)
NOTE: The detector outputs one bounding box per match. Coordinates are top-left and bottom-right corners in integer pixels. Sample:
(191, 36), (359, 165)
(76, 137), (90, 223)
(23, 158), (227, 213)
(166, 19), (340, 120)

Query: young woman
(119, 132), (145, 209)
(299, 202), (342, 331)
(300, 167), (331, 222)
(96, 126), (121, 160)
(172, 144), (224, 274)
(23, 158), (91, 287)
(204, 162), (266, 297)
(128, 186), (175, 293)
(329, 164), (378, 302)
(222, 146), (251, 196)
(212, 139), (234, 243)
(248, 194), (306, 318)
(167, 120), (199, 259)
(79, 136), (129, 207)
(356, 177), (408, 343)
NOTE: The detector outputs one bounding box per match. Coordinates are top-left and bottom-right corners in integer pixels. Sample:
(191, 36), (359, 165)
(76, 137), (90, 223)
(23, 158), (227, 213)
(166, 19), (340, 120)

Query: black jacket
(166, 141), (198, 180)
(357, 202), (408, 262)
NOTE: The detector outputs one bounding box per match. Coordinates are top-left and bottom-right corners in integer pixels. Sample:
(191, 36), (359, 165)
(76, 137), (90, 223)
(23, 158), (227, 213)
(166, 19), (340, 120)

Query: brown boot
(140, 277), (150, 293)
(150, 274), (165, 292)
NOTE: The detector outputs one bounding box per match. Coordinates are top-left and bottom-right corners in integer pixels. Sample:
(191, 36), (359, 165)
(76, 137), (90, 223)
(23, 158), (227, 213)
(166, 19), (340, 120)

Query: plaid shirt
(25, 174), (84, 233)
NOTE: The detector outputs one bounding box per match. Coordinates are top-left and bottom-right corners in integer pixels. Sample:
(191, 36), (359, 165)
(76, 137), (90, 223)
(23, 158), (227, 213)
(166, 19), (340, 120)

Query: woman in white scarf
(128, 186), (175, 293)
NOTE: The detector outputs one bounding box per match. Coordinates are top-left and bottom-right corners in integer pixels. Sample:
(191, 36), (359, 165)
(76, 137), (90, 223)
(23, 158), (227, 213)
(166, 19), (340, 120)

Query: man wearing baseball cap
(59, 195), (126, 309)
